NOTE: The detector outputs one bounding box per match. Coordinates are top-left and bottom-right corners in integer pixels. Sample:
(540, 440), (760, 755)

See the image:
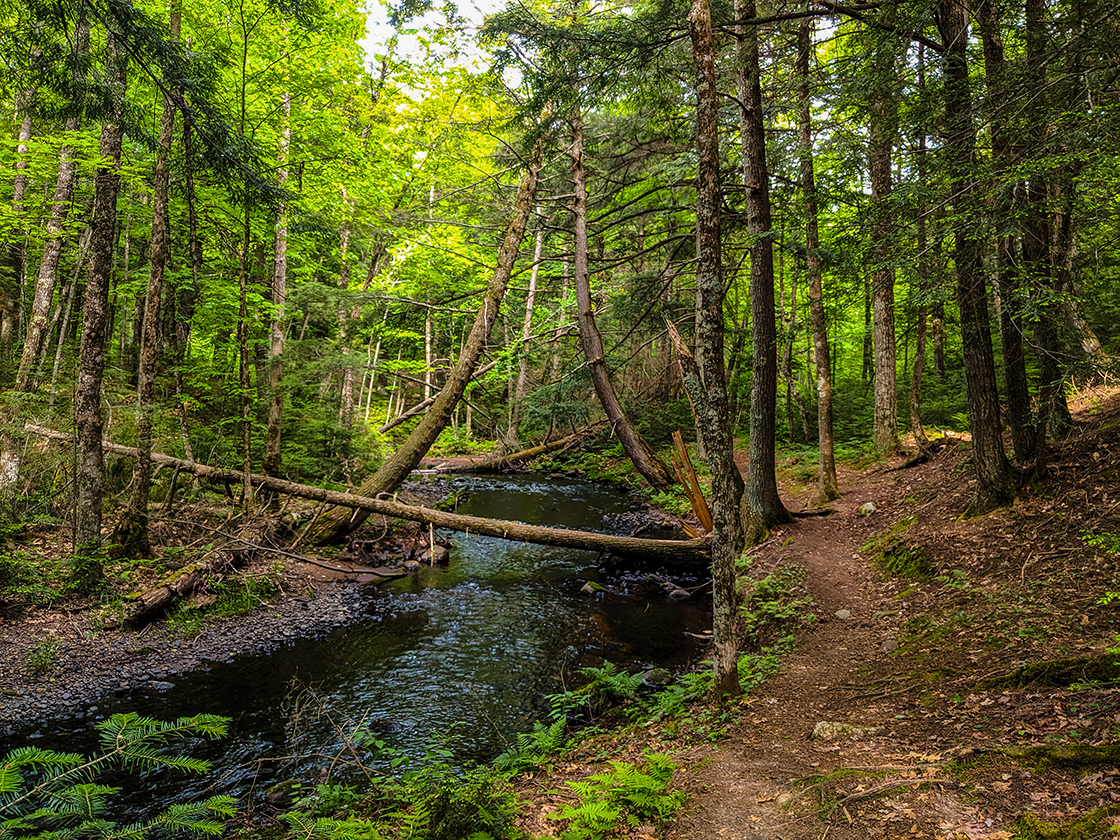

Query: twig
(835, 778), (933, 804)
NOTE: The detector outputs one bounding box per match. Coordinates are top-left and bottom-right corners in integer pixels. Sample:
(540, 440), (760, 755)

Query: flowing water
(7, 475), (711, 814)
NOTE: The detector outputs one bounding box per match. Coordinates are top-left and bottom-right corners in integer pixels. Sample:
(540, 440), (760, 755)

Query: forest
(0, 0), (1119, 835)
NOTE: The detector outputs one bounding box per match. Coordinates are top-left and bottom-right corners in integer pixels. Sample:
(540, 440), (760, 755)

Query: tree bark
(737, 0), (791, 543)
(868, 20), (900, 455)
(338, 208), (356, 429)
(301, 146), (544, 544)
(114, 0), (180, 558)
(569, 105), (675, 491)
(15, 18), (91, 393)
(264, 88), (291, 477)
(511, 206), (546, 436)
(1022, 0), (1062, 454)
(938, 0), (1016, 513)
(798, 9), (840, 502)
(74, 28), (126, 566)
(977, 0), (1036, 463)
(910, 45), (932, 457)
(688, 0), (748, 700)
(26, 425), (710, 564)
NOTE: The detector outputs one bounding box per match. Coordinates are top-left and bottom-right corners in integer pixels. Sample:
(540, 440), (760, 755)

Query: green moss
(861, 516), (935, 581)
(976, 654), (1120, 690)
(1002, 743), (1120, 770)
(1012, 804), (1120, 839)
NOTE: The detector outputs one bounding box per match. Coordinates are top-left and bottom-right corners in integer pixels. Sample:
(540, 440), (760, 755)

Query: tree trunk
(737, 0), (791, 544)
(114, 0), (180, 558)
(15, 18), (91, 393)
(977, 0), (1036, 463)
(868, 22), (900, 455)
(680, 0), (743, 699)
(236, 205), (254, 513)
(938, 0), (1016, 513)
(798, 9), (840, 502)
(264, 89), (291, 477)
(301, 146), (544, 544)
(74, 28), (126, 570)
(569, 105), (675, 492)
(338, 208), (355, 429)
(511, 206), (546, 436)
(909, 45), (932, 457)
(1022, 0), (1062, 455)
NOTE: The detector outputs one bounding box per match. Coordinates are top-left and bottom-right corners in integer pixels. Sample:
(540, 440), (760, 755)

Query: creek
(6, 474), (711, 816)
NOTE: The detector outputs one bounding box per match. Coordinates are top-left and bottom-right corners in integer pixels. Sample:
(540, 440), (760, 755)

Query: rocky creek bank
(0, 476), (678, 740)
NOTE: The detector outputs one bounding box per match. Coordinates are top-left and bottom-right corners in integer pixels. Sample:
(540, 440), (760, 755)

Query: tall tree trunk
(569, 105), (675, 491)
(303, 147), (544, 544)
(74, 27), (125, 573)
(910, 46), (932, 456)
(686, 0), (744, 699)
(511, 206), (546, 437)
(798, 9), (840, 502)
(15, 19), (91, 393)
(1, 60), (37, 362)
(737, 0), (790, 543)
(868, 23), (900, 455)
(938, 0), (1016, 513)
(237, 207), (253, 512)
(1022, 0), (1063, 454)
(1051, 173), (1100, 362)
(114, 0), (180, 558)
(977, 0), (1036, 463)
(338, 208), (355, 430)
(861, 274), (873, 384)
(264, 89), (291, 477)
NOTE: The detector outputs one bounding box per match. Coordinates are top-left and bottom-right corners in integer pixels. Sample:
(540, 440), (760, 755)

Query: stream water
(6, 475), (711, 815)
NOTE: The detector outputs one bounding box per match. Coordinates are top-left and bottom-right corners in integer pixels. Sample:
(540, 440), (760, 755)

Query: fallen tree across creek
(25, 425), (711, 564)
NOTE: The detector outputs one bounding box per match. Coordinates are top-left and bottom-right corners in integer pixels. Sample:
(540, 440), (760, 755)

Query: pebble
(834, 609), (852, 620)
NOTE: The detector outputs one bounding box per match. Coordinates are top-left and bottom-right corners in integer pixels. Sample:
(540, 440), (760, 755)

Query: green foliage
(1081, 529), (1120, 556)
(0, 713), (235, 840)
(549, 754), (686, 840)
(0, 552), (55, 606)
(24, 639), (57, 675)
(642, 485), (694, 518)
(64, 547), (106, 596)
(547, 662), (644, 721)
(738, 561), (815, 644)
(281, 747), (519, 840)
(737, 645), (786, 694)
(639, 670), (714, 721)
(492, 719), (568, 772)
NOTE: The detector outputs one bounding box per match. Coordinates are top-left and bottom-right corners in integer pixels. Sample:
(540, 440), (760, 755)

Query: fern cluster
(549, 753), (686, 840)
(492, 719), (568, 772)
(0, 713), (236, 840)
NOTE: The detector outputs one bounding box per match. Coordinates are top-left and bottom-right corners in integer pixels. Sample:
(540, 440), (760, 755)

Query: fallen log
(124, 561), (217, 627)
(26, 425), (710, 563)
(451, 423), (606, 473)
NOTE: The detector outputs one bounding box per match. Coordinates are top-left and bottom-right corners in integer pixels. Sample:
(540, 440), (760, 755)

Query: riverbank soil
(510, 386), (1120, 840)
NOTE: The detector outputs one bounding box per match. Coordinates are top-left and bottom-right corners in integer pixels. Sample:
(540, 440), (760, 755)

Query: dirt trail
(665, 462), (932, 840)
